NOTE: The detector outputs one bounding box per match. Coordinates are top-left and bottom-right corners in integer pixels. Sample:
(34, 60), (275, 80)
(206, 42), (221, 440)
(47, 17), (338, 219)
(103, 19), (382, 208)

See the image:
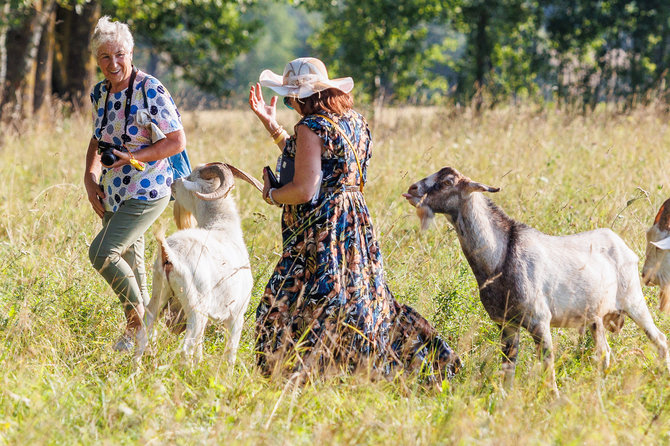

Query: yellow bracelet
(273, 130), (288, 145)
(269, 125), (283, 137)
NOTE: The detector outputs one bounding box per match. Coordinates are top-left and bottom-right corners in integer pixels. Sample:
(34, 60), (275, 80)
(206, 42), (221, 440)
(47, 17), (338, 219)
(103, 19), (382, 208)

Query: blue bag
(139, 75), (192, 180)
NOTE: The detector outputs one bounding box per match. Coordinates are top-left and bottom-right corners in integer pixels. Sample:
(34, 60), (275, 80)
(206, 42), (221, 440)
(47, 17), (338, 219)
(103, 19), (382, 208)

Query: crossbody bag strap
(313, 113), (364, 193)
(98, 66), (138, 145)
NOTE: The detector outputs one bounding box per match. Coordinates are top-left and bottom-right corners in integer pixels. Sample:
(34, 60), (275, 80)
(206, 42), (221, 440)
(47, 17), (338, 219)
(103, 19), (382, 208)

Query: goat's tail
(154, 227), (175, 281)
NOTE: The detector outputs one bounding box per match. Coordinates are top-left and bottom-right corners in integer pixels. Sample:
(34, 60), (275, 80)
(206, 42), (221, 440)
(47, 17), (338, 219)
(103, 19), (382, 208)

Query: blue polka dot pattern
(90, 70), (181, 212)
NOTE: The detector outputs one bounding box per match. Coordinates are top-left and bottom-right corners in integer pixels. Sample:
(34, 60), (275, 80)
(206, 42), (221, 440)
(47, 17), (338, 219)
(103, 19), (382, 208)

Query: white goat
(642, 198), (670, 313)
(404, 167), (670, 394)
(135, 162), (263, 365)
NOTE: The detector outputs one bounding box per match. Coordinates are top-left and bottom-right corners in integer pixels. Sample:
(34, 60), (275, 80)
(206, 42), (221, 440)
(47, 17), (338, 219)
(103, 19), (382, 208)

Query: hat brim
(259, 69), (354, 99)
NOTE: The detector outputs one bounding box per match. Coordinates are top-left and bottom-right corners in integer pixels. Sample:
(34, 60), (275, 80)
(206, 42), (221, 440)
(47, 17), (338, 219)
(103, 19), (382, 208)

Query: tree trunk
(0, 1), (11, 110)
(472, 8), (490, 111)
(1, 0), (56, 121)
(53, 1), (100, 109)
(34, 7), (55, 115)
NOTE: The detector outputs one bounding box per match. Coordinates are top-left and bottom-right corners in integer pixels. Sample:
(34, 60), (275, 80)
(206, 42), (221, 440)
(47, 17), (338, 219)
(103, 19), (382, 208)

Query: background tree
(113, 0), (260, 96)
(1, 0), (56, 120)
(296, 0), (450, 105)
(450, 0), (545, 108)
(542, 0), (670, 110)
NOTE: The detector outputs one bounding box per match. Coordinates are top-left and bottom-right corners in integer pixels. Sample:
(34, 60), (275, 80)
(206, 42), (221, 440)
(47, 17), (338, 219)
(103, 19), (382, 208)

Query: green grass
(1, 104), (670, 444)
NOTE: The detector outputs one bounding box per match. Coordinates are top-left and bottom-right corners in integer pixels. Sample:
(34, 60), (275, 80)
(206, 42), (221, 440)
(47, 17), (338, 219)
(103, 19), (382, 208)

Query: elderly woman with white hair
(250, 57), (461, 383)
(84, 16), (187, 351)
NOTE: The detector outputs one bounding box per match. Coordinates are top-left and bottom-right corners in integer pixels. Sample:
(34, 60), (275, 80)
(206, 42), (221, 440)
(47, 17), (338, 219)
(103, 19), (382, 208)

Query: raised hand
(249, 82), (279, 132)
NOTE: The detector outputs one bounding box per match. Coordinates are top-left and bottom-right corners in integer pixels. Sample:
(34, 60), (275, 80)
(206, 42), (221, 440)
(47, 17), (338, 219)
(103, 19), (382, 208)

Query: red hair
(298, 88), (354, 116)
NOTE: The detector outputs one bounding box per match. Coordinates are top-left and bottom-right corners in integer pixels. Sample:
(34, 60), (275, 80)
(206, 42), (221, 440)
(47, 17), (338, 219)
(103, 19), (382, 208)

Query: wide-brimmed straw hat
(259, 57), (354, 99)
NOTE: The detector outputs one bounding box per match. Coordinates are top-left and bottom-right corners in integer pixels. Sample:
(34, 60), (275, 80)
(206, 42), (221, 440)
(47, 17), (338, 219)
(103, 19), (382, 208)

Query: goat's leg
(135, 272), (170, 360)
(224, 315), (245, 365)
(527, 321), (559, 396)
(589, 317), (611, 371)
(625, 300), (670, 372)
(182, 312), (207, 366)
(660, 285), (670, 313)
(500, 324), (520, 390)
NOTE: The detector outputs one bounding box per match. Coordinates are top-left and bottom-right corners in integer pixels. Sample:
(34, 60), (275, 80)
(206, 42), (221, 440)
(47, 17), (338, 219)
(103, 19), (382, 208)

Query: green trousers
(88, 196), (170, 311)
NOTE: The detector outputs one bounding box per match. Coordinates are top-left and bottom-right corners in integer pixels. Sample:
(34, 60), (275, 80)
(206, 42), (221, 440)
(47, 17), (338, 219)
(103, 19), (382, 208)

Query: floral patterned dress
(255, 110), (461, 383)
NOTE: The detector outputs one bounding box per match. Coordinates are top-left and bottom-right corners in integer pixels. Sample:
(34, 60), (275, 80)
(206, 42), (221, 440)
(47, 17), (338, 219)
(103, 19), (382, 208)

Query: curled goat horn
(195, 163), (234, 201)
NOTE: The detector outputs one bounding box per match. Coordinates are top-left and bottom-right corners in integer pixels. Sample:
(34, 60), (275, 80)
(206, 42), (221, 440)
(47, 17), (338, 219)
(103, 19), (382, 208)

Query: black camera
(97, 140), (121, 167)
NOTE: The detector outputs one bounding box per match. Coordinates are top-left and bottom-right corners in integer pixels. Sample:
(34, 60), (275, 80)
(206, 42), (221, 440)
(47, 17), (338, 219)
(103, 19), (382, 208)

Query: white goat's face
(171, 176), (200, 215)
(403, 167), (499, 229)
(642, 199), (670, 287)
(642, 224), (670, 286)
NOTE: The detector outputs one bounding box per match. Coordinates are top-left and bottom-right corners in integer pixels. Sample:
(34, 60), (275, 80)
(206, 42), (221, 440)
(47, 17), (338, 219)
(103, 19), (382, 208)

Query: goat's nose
(408, 184), (419, 194)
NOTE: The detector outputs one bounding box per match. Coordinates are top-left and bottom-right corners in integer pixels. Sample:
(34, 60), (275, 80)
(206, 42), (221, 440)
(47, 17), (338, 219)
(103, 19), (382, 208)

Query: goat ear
(651, 236), (670, 251)
(181, 179), (200, 192)
(464, 180), (500, 194)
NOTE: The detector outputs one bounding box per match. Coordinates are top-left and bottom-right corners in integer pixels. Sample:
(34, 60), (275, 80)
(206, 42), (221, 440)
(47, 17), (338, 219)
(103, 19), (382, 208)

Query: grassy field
(1, 103), (670, 444)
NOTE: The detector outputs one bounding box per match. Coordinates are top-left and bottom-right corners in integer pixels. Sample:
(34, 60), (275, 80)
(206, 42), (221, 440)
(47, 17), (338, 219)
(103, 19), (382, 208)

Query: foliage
(541, 0), (670, 109)
(295, 0), (450, 104)
(110, 0), (261, 96)
(227, 0), (319, 98)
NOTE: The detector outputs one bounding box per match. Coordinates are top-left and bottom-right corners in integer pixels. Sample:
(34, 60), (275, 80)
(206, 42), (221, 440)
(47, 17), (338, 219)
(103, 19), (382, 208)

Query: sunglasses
(283, 96), (294, 110)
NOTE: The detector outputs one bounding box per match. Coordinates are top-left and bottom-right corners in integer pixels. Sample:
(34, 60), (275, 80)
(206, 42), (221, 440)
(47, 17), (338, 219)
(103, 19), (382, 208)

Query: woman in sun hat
(249, 57), (461, 383)
(84, 16), (186, 352)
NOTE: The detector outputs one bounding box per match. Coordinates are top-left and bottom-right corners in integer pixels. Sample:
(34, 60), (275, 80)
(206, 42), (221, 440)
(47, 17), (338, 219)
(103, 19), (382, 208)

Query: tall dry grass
(0, 103), (669, 444)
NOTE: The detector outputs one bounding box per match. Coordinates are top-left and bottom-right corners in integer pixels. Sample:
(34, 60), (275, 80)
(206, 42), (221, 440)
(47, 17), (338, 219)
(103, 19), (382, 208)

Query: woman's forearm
(132, 129), (186, 163)
(85, 138), (102, 181)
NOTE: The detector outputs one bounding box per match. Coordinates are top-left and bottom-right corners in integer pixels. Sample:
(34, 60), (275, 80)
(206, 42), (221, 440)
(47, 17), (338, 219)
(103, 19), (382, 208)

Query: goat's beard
(416, 205), (435, 231)
(173, 200), (198, 230)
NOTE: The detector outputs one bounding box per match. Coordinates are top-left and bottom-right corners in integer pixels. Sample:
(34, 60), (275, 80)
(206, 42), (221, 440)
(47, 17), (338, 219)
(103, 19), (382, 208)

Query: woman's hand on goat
(249, 83), (280, 134)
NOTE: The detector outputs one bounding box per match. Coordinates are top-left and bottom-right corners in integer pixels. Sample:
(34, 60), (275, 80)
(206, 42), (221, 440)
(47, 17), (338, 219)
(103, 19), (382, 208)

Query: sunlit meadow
(1, 102), (669, 444)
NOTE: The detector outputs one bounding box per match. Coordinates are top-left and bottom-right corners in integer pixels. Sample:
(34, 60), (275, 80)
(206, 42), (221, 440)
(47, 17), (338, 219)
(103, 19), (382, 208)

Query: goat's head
(642, 198), (670, 290)
(403, 167), (499, 229)
(172, 162), (263, 229)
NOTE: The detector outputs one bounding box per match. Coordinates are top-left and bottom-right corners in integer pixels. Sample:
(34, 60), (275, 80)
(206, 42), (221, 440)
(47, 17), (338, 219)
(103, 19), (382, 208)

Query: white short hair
(91, 16), (134, 56)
